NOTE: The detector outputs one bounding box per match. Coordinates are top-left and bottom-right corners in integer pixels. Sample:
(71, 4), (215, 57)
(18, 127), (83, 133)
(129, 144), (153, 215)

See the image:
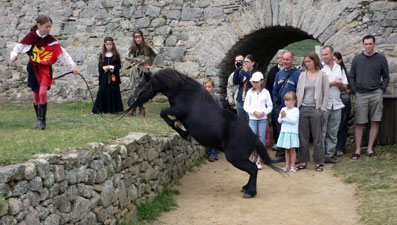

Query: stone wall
(0, 133), (205, 225)
(0, 0), (396, 102)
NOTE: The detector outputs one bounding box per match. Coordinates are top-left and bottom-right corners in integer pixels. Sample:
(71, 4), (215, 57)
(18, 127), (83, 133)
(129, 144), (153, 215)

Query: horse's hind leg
(229, 158), (258, 198)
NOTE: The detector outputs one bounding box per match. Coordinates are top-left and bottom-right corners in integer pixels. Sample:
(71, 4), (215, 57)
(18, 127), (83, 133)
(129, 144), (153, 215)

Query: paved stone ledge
(0, 132), (205, 225)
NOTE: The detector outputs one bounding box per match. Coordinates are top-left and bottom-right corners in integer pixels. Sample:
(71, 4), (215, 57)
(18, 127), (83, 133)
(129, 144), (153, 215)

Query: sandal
(289, 167), (297, 174)
(298, 163), (307, 170)
(351, 153), (360, 160)
(281, 166), (290, 172)
(368, 152), (377, 159)
(315, 165), (324, 172)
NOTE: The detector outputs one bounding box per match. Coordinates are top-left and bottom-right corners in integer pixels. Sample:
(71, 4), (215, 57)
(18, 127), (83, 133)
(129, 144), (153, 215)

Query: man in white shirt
(321, 46), (348, 164)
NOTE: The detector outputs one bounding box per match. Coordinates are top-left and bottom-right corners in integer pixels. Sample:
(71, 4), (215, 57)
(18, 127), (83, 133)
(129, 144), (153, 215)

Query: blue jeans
(248, 119), (267, 145)
(236, 101), (249, 123)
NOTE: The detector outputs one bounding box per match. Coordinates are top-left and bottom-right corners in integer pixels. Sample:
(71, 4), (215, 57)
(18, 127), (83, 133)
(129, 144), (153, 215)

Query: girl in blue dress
(277, 91), (299, 173)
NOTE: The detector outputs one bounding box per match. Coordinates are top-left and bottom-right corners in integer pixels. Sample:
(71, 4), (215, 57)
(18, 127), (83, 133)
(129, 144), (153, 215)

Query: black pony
(128, 68), (282, 198)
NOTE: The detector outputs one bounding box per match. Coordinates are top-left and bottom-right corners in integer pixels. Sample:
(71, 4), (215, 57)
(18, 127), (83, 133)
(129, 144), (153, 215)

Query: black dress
(92, 55), (124, 114)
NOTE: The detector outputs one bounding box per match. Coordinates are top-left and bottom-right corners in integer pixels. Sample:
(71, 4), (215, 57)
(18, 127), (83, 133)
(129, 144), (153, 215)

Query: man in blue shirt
(272, 51), (301, 162)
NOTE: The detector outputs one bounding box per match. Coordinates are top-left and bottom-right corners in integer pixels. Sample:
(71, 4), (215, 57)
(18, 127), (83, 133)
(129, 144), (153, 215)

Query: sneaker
(214, 154), (219, 160)
(281, 166), (290, 172)
(336, 151), (344, 157)
(325, 157), (338, 164)
(208, 154), (216, 162)
(289, 167), (297, 174)
(272, 144), (277, 151)
(256, 162), (263, 170)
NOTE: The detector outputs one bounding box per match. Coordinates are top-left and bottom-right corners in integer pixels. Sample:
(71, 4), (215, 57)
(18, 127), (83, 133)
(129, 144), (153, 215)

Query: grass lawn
(0, 100), (174, 165)
(333, 145), (397, 225)
(284, 39), (322, 56)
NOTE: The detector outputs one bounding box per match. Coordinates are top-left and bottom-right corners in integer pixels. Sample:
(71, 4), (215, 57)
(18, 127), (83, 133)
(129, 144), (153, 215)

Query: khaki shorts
(354, 89), (383, 124)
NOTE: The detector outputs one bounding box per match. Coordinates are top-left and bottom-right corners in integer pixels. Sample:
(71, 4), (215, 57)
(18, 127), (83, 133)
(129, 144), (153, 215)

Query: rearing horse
(128, 68), (282, 198)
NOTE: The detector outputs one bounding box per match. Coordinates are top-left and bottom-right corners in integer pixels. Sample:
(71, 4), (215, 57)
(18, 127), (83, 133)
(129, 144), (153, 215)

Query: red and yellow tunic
(19, 30), (63, 91)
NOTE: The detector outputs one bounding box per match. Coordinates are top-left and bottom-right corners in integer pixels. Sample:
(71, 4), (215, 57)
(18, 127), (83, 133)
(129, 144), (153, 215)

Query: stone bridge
(0, 0), (396, 102)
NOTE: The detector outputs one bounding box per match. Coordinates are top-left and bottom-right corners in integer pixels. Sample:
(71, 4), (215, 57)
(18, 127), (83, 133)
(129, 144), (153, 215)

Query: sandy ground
(153, 152), (360, 225)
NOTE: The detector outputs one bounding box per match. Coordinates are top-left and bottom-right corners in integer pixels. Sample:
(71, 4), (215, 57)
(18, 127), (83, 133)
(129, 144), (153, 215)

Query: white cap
(250, 72), (264, 82)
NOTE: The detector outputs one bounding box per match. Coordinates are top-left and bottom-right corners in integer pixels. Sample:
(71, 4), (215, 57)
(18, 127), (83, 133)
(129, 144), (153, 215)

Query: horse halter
(129, 79), (153, 105)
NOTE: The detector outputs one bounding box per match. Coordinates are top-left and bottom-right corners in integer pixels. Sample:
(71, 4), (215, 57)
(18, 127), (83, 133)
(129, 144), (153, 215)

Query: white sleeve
(243, 91), (255, 115)
(282, 108), (299, 125)
(58, 47), (77, 70)
(263, 91), (273, 116)
(10, 43), (32, 60)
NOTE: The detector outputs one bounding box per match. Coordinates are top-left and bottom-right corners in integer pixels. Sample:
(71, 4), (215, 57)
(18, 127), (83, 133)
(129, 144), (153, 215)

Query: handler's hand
(103, 65), (109, 72)
(11, 56), (17, 62)
(72, 67), (79, 75)
(143, 64), (153, 69)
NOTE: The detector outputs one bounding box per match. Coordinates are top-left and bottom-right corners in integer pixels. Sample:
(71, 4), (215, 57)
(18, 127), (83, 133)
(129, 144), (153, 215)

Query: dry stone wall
(0, 133), (205, 225)
(0, 0), (396, 101)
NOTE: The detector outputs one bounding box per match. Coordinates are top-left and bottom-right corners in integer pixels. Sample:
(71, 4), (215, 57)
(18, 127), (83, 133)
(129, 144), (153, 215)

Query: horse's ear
(143, 71), (152, 82)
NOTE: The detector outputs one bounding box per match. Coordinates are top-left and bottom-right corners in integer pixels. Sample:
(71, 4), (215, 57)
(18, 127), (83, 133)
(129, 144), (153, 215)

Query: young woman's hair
(203, 77), (214, 87)
(128, 29), (149, 56)
(304, 52), (322, 71)
(334, 51), (347, 74)
(31, 15), (52, 31)
(245, 54), (258, 69)
(284, 91), (297, 106)
(98, 37), (120, 67)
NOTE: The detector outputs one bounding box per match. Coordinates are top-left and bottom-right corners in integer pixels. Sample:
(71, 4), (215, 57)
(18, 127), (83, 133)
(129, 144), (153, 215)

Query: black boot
(32, 104), (40, 129)
(37, 103), (47, 130)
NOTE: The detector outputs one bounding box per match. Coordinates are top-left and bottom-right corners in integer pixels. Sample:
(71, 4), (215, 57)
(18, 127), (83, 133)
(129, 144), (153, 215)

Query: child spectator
(203, 78), (222, 162)
(92, 37), (124, 114)
(277, 92), (299, 173)
(243, 72), (273, 169)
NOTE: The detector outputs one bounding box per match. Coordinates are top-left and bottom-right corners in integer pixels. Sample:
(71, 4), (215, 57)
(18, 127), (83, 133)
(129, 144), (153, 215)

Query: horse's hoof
(242, 193), (256, 199)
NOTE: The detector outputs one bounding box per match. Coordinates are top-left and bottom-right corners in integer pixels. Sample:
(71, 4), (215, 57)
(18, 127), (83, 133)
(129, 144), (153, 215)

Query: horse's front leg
(160, 107), (190, 140)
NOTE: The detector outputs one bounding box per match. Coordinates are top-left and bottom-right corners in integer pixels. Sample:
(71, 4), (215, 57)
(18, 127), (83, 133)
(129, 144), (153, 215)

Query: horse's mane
(153, 68), (214, 103)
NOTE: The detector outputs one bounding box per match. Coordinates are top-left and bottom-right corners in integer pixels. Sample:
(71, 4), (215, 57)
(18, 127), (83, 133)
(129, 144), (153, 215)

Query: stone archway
(218, 26), (313, 80)
(181, 0), (396, 95)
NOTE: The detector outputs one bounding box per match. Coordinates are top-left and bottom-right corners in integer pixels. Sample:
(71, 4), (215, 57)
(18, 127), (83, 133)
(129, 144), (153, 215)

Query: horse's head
(128, 71), (155, 108)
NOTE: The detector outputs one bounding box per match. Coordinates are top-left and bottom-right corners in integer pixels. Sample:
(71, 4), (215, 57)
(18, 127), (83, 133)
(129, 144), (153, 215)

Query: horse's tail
(256, 138), (285, 174)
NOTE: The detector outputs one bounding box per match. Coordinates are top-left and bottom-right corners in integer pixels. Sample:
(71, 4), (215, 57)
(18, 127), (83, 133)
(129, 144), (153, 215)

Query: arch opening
(219, 26), (317, 94)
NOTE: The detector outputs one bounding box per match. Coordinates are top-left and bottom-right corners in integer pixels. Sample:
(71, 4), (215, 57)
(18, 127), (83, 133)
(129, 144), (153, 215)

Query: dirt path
(154, 152), (360, 225)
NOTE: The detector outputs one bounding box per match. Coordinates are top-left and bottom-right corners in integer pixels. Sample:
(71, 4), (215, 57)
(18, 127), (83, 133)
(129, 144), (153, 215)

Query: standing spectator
(243, 72), (273, 169)
(126, 29), (158, 117)
(203, 78), (222, 162)
(321, 46), (348, 163)
(272, 51), (301, 162)
(266, 49), (286, 150)
(334, 51), (351, 156)
(277, 91), (299, 174)
(350, 35), (390, 160)
(226, 55), (244, 113)
(233, 54), (258, 123)
(10, 15), (79, 130)
(296, 52), (329, 172)
(92, 37), (124, 114)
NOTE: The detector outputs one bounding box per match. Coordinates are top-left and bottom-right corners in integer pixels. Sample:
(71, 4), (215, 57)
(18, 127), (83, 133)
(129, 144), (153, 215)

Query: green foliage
(137, 189), (180, 222)
(284, 39), (322, 57)
(333, 145), (397, 225)
(0, 101), (174, 165)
